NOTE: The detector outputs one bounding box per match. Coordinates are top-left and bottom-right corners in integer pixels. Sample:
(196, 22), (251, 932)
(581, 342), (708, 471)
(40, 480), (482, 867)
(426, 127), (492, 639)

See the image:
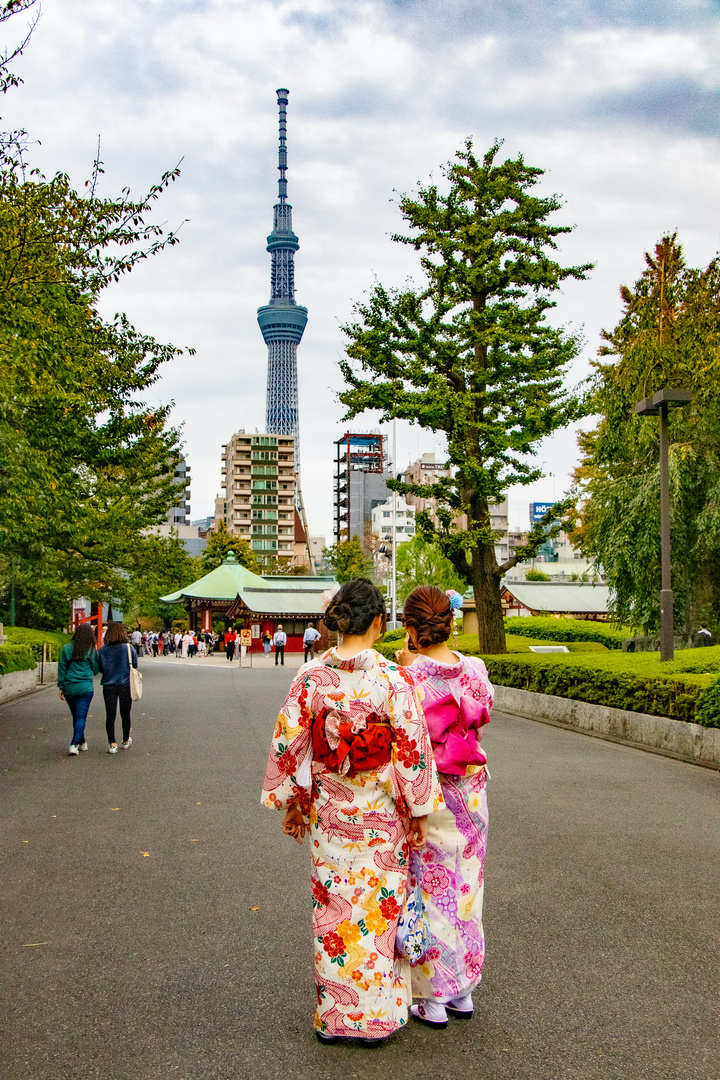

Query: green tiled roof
(160, 552), (337, 615)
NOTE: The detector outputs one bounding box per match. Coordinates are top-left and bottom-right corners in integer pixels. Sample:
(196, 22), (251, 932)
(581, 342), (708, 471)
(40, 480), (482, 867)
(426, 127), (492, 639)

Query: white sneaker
(108, 744), (118, 754)
(68, 745), (79, 756)
(121, 737), (132, 749)
(78, 742), (88, 752)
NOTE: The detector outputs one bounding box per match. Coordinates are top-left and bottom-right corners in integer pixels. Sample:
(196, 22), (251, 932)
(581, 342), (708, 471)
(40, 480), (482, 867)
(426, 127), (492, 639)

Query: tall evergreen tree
(340, 141), (591, 651)
(570, 235), (720, 632)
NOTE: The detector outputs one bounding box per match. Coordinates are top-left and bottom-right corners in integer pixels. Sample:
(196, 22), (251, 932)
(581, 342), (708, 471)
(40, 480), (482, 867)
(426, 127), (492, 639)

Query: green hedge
(480, 654), (708, 725)
(0, 644), (36, 675)
(695, 678), (720, 728)
(4, 627), (71, 663)
(376, 634), (720, 727)
(503, 617), (628, 650)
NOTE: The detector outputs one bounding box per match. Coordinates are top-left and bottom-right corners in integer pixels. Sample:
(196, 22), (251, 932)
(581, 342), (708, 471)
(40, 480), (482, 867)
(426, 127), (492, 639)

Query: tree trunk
(470, 540), (506, 653)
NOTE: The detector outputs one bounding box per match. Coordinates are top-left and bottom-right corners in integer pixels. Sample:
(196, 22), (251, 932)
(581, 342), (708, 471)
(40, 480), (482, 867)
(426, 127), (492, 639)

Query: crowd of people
(262, 579), (493, 1048)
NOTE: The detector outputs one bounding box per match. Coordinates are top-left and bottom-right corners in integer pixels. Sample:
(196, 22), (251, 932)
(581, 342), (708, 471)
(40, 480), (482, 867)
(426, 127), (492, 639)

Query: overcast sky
(4, 0), (720, 537)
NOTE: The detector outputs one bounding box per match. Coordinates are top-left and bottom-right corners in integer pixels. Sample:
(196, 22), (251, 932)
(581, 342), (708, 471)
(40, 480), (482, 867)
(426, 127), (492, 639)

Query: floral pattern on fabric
(262, 647), (443, 1039)
(407, 652), (492, 1003)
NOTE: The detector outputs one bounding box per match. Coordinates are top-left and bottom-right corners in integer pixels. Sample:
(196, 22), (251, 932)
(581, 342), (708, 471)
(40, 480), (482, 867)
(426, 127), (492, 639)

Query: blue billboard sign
(530, 501), (555, 523)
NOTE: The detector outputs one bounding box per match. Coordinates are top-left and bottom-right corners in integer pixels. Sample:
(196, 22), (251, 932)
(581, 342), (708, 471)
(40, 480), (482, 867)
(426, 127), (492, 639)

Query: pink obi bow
(423, 692), (488, 775)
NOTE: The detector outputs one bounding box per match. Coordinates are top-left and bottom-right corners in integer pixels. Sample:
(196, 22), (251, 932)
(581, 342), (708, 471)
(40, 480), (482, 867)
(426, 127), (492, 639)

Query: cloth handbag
(127, 643), (143, 701)
(395, 877), (430, 964)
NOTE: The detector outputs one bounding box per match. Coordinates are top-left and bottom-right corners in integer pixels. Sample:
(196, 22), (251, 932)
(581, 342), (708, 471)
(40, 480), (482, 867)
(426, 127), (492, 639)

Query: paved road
(3, 659), (718, 1080)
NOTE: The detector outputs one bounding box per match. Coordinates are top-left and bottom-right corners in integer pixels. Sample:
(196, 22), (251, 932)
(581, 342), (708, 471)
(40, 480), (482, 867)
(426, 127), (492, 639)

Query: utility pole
(634, 388), (693, 661)
(391, 420), (397, 628)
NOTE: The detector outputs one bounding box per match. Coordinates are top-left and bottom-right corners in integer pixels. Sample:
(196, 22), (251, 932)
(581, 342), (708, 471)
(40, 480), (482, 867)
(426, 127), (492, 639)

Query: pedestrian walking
(303, 623), (321, 663)
(98, 622), (139, 754)
(58, 623), (100, 756)
(225, 629), (236, 662)
(152, 632), (159, 658)
(174, 631), (182, 655)
(263, 630), (272, 656)
(181, 631), (193, 658)
(262, 578), (442, 1045)
(396, 586), (493, 1029)
(273, 624), (287, 666)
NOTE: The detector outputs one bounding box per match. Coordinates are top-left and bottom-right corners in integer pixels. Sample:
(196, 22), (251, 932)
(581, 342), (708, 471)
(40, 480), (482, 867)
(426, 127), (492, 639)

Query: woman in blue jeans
(58, 623), (100, 756)
(98, 622), (139, 754)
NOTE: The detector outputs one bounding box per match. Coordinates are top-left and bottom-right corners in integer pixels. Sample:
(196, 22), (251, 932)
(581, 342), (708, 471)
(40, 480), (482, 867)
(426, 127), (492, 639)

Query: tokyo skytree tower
(257, 88), (308, 464)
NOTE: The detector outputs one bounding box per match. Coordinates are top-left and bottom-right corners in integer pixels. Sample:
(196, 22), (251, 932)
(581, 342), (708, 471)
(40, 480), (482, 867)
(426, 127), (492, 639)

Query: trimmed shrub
(695, 678), (720, 728)
(0, 644), (36, 675)
(382, 628), (406, 643)
(503, 617), (627, 650)
(480, 654), (704, 724)
(5, 627), (71, 663)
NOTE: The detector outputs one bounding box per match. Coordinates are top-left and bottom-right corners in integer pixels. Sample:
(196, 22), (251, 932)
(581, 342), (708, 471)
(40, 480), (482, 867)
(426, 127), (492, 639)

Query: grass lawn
(454, 634), (720, 690)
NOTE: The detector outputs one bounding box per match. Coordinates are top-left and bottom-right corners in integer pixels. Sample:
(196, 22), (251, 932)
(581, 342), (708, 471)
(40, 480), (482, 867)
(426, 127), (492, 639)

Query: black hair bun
(323, 600), (352, 634)
(322, 578), (386, 637)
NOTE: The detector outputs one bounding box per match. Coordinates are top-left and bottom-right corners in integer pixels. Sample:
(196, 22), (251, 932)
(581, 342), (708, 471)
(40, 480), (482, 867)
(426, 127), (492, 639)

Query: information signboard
(530, 501), (555, 523)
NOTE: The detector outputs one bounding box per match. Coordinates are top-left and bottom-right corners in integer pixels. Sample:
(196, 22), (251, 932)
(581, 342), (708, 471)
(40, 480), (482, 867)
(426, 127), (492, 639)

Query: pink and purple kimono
(407, 651), (493, 1003)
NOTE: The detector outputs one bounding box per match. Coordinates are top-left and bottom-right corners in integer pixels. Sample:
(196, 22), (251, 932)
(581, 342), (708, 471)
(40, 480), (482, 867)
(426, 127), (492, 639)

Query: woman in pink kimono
(261, 578), (443, 1046)
(397, 586), (493, 1029)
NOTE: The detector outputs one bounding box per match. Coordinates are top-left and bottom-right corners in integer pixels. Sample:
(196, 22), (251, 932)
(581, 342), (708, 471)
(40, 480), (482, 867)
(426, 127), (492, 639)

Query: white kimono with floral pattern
(262, 647), (443, 1039)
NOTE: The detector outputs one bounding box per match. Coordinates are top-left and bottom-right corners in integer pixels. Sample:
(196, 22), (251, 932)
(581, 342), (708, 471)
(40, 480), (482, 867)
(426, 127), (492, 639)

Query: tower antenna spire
(276, 86), (288, 204)
(256, 88), (314, 572)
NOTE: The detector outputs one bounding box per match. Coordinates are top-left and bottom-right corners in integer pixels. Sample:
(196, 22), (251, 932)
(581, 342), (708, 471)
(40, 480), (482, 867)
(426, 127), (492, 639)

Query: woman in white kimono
(262, 578), (443, 1046)
(396, 586), (493, 1029)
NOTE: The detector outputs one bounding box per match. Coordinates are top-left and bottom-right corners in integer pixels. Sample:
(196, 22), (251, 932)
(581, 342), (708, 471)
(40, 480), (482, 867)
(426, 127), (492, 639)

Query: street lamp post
(634, 388), (693, 661)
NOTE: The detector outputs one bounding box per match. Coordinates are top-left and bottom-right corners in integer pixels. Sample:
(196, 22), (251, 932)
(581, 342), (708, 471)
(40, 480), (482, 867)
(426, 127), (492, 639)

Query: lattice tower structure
(333, 432), (390, 545)
(257, 88), (308, 467)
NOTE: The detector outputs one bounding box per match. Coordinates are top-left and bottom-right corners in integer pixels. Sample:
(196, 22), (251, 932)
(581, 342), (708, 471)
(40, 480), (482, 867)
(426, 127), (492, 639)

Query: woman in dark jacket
(57, 623), (100, 756)
(98, 622), (139, 754)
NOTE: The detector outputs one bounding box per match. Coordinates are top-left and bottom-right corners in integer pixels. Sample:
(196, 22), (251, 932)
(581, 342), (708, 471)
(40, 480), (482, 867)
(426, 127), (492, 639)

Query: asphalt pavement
(3, 656), (719, 1080)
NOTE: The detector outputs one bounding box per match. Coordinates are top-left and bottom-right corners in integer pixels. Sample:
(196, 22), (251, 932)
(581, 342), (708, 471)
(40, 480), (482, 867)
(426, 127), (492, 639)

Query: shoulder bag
(127, 643), (143, 701)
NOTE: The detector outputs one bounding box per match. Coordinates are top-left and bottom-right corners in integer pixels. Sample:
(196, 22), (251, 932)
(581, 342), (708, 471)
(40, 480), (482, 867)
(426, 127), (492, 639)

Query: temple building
(160, 552), (336, 652)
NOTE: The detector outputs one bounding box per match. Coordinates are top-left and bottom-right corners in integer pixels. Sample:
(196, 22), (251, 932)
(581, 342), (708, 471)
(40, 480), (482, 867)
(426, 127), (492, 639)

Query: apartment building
(214, 430), (296, 560)
(167, 455), (191, 527)
(402, 452), (509, 562)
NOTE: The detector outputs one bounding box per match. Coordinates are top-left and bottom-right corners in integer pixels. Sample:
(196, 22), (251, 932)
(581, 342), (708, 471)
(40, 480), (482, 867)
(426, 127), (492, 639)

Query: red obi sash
(312, 708), (393, 777)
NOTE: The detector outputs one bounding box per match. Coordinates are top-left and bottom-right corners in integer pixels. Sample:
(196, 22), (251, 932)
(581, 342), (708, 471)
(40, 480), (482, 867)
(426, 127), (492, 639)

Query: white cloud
(3, 0), (720, 541)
